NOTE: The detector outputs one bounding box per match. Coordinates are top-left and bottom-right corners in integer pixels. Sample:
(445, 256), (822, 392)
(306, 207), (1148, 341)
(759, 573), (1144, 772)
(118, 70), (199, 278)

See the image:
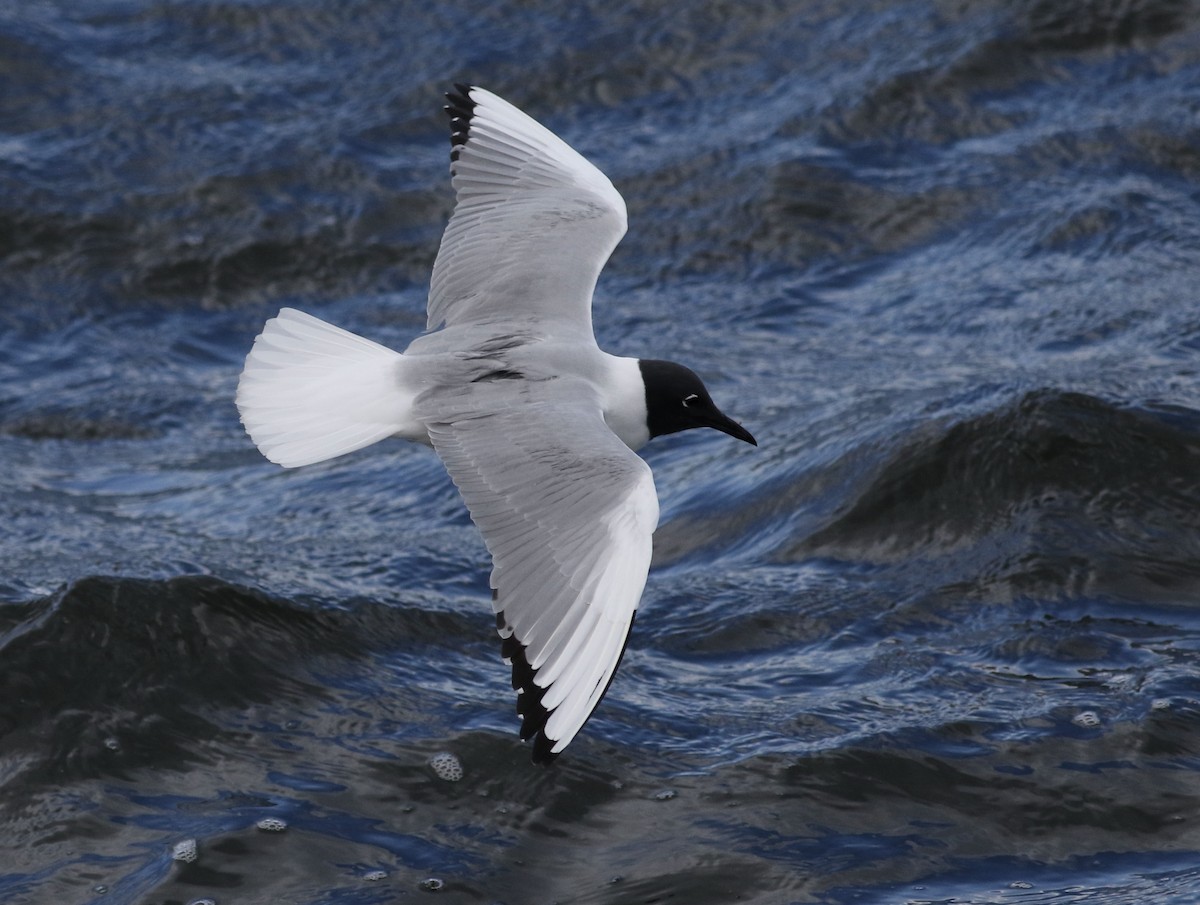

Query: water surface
(4, 1), (1200, 902)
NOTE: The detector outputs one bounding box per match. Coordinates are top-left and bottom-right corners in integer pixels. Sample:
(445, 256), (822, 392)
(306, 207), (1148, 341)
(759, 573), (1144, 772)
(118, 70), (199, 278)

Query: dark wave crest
(0, 577), (332, 780)
(0, 575), (477, 784)
(790, 390), (1200, 602)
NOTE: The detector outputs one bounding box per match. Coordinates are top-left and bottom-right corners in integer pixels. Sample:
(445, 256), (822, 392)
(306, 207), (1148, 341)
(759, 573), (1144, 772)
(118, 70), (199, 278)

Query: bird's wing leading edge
(428, 85), (628, 340)
(425, 389), (659, 761)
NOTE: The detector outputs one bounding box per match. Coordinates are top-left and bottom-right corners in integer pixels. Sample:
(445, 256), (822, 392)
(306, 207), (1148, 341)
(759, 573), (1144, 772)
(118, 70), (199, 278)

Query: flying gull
(236, 85), (756, 762)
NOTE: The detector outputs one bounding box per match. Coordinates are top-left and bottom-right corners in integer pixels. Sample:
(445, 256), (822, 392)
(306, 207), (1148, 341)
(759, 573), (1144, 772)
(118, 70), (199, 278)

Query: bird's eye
(682, 394), (699, 407)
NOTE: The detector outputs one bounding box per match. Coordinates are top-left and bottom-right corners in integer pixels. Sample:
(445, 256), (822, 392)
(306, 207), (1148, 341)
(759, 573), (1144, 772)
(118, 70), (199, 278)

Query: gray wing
(429, 85), (628, 341)
(426, 391), (658, 761)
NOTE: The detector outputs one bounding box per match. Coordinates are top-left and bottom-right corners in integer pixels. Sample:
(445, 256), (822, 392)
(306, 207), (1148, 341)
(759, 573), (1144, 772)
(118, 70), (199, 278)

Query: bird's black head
(638, 359), (757, 446)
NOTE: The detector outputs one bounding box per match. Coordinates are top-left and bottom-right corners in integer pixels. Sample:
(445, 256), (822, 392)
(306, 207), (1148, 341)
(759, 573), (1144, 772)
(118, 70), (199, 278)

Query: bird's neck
(601, 355), (651, 451)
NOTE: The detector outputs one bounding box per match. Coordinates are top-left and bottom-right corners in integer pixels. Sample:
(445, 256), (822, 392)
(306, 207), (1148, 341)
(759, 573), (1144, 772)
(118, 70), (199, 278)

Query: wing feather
(427, 400), (658, 761)
(429, 86), (627, 339)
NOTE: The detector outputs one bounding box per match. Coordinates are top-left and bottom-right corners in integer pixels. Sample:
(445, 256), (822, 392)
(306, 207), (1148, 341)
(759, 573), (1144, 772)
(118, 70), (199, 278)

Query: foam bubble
(428, 752), (463, 782)
(171, 839), (198, 863)
(419, 877), (445, 891)
(1072, 710), (1101, 728)
(363, 870), (388, 882)
(653, 789), (677, 801)
(255, 817), (287, 832)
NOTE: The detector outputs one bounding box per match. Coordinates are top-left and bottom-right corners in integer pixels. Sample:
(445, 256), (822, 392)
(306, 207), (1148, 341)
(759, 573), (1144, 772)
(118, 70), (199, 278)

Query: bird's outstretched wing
(428, 85), (628, 341)
(425, 387), (658, 761)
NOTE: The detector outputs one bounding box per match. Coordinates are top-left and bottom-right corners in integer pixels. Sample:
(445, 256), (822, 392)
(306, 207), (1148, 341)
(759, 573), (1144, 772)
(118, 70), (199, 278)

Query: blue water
(4, 1), (1200, 902)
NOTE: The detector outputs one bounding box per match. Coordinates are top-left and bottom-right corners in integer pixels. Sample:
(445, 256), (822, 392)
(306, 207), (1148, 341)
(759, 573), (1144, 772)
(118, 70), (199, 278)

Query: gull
(236, 85), (756, 762)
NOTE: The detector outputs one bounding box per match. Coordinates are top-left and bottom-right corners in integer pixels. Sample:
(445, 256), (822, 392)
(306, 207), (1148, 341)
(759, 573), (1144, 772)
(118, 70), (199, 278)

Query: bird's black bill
(707, 411), (757, 446)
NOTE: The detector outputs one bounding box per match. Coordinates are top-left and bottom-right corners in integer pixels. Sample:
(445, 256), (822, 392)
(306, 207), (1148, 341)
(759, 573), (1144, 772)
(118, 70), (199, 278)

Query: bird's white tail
(236, 308), (411, 468)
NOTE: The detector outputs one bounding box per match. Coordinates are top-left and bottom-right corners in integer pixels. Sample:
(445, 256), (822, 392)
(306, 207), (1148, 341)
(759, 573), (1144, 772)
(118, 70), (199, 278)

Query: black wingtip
(497, 609), (559, 762)
(531, 733), (559, 765)
(501, 632), (552, 733)
(445, 84), (475, 119)
(494, 610), (638, 766)
(444, 85), (476, 164)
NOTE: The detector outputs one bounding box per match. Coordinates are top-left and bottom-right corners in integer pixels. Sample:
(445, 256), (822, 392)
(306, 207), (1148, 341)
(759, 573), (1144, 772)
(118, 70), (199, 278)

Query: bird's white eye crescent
(682, 394), (699, 407)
